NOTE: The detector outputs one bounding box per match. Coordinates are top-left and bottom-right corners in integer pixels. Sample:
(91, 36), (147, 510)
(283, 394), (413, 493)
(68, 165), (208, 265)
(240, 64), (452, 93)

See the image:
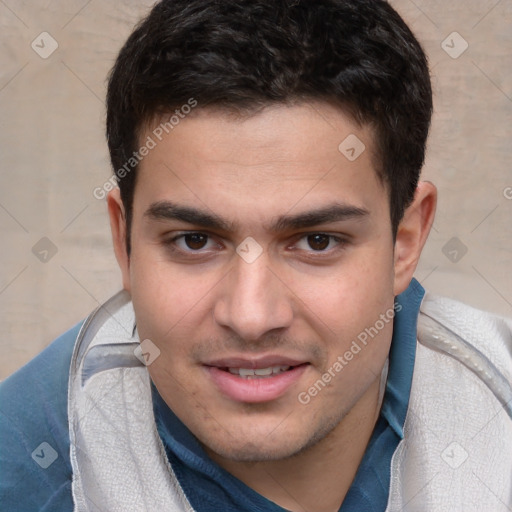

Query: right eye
(175, 233), (211, 251)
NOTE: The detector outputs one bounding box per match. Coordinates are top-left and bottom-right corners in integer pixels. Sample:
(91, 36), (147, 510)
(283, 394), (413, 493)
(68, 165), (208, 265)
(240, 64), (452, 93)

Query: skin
(108, 102), (436, 512)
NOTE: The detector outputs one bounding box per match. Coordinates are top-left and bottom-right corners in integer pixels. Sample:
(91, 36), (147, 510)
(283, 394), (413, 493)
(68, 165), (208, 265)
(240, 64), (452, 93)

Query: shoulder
(419, 291), (512, 379)
(0, 321), (83, 510)
(387, 292), (512, 509)
(416, 292), (512, 427)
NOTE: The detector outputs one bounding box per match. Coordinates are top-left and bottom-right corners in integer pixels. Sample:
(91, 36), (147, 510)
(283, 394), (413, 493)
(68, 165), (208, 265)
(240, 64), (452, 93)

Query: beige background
(1, 0), (511, 379)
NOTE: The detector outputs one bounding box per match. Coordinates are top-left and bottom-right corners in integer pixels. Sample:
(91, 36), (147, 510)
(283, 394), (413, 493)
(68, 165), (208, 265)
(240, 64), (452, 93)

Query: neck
(207, 376), (384, 512)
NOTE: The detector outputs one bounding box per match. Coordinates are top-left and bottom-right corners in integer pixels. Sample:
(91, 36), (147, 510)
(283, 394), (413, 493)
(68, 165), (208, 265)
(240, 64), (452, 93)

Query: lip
(204, 355), (310, 403)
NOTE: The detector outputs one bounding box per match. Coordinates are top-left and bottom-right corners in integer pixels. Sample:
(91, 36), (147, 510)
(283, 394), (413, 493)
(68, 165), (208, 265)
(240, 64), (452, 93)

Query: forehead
(134, 102), (387, 226)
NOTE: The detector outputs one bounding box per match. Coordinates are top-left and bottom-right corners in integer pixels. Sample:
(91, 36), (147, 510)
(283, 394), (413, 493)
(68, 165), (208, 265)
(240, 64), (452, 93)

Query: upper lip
(204, 355), (308, 369)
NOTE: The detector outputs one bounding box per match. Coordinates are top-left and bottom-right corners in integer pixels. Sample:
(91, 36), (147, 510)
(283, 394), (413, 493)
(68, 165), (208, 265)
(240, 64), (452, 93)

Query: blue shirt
(0, 279), (424, 511)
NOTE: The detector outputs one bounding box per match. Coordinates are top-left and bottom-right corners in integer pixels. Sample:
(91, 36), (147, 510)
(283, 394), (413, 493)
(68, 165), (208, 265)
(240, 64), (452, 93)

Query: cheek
(128, 249), (191, 342)
(128, 245), (222, 367)
(288, 244), (395, 394)
(293, 245), (394, 328)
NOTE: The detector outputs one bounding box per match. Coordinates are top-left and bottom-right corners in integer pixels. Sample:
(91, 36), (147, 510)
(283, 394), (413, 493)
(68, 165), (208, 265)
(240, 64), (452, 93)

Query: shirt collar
(380, 277), (425, 438)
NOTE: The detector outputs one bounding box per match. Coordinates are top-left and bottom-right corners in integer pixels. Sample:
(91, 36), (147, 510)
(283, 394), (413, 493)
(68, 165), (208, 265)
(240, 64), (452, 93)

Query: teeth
(227, 365), (291, 378)
(254, 367), (273, 376)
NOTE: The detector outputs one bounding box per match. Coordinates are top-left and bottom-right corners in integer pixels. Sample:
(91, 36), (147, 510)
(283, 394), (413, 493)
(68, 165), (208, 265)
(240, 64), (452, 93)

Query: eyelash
(164, 232), (348, 258)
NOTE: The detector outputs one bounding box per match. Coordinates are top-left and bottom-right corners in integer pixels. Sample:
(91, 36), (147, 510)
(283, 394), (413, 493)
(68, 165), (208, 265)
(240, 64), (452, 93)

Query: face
(109, 102), (426, 462)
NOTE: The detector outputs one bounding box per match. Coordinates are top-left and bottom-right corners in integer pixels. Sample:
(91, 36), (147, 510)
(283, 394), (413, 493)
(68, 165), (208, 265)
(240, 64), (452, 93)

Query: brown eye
(184, 233), (209, 250)
(307, 234), (330, 251)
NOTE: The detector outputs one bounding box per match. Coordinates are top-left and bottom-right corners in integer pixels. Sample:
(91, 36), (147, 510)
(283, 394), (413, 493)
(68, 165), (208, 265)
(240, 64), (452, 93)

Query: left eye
(296, 234), (340, 252)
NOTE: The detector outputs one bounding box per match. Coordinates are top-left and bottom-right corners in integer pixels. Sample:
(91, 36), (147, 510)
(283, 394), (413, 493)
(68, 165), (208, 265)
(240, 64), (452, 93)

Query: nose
(213, 253), (294, 341)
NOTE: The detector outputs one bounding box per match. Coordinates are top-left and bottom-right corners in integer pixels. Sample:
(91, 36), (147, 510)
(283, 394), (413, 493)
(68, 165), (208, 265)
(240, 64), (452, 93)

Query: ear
(393, 181), (437, 296)
(107, 188), (131, 292)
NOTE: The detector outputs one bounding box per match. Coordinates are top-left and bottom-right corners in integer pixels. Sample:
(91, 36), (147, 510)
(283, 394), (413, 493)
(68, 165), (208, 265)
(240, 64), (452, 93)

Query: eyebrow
(145, 202), (234, 231)
(144, 201), (369, 232)
(271, 204), (369, 231)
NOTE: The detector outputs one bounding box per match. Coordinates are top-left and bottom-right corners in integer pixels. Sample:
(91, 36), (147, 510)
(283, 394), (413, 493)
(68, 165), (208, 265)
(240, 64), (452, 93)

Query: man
(1, 0), (511, 510)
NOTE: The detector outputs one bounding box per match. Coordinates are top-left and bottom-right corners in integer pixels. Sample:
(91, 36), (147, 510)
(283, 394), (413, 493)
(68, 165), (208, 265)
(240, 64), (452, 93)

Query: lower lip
(206, 365), (308, 403)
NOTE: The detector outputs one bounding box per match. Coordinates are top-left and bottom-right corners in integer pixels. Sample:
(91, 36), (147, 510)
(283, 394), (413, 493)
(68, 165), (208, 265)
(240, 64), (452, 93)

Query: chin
(200, 411), (344, 463)
(206, 437), (305, 463)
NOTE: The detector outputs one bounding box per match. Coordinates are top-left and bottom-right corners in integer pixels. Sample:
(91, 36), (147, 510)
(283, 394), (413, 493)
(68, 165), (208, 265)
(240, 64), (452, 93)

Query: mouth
(224, 365), (293, 378)
(204, 357), (309, 403)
